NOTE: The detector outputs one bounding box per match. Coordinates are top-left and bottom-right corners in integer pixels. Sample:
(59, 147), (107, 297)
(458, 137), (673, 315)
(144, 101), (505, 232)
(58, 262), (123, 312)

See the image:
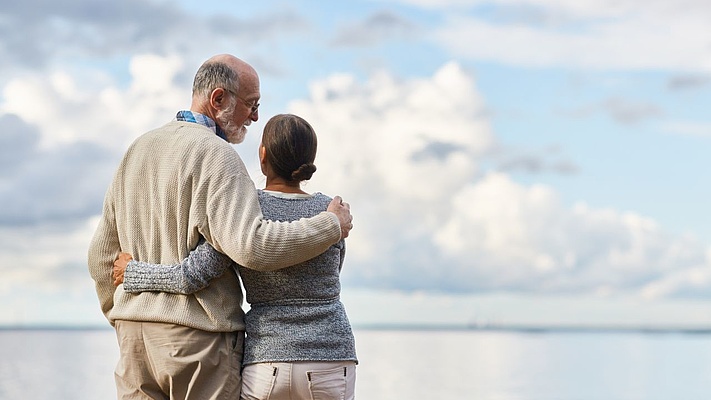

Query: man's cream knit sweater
(87, 121), (341, 332)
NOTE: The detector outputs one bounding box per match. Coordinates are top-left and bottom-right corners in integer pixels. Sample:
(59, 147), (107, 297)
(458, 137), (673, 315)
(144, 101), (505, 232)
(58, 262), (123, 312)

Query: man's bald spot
(205, 54), (257, 81)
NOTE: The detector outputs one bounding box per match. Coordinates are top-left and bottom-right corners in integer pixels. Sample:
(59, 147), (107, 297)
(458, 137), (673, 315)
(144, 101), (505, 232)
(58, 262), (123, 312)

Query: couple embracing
(88, 54), (357, 400)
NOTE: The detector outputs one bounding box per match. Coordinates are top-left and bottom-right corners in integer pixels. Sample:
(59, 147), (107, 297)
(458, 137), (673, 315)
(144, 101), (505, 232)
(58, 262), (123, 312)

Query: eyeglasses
(239, 96), (260, 115)
(225, 88), (260, 115)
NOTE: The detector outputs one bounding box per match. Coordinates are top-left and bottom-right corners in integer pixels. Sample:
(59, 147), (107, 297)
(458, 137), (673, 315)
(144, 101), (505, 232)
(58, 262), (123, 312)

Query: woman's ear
(259, 144), (268, 175)
(259, 144), (266, 163)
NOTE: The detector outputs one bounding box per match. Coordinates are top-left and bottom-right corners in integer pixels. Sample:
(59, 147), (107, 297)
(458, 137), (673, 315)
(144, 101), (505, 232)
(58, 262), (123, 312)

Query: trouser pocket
(307, 365), (348, 400)
(241, 363), (278, 400)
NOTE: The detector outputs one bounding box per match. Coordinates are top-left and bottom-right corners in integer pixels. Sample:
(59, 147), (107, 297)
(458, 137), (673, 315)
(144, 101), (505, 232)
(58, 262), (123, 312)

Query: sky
(1, 0), (711, 328)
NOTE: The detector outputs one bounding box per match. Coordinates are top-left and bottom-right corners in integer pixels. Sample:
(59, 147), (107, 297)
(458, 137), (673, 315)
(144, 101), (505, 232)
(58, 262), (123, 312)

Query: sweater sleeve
(202, 149), (343, 272)
(87, 187), (120, 322)
(122, 239), (233, 294)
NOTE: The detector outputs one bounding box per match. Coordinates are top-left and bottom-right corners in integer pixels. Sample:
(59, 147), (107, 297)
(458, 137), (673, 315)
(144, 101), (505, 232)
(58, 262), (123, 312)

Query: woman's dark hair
(262, 114), (318, 182)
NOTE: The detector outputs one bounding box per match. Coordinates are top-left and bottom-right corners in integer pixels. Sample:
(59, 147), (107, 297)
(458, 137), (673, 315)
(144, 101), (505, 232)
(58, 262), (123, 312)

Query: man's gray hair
(192, 61), (239, 99)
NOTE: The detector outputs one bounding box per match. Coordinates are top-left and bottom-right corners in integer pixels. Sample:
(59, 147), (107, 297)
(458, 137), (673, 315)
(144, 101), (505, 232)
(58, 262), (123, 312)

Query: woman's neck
(264, 179), (307, 194)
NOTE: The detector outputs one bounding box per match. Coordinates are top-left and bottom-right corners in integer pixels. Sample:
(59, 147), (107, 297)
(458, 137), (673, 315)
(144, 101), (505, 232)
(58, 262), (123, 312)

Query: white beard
(216, 105), (248, 144)
(225, 125), (247, 144)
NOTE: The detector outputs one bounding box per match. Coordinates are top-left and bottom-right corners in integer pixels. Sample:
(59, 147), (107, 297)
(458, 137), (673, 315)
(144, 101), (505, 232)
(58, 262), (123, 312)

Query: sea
(1, 327), (710, 400)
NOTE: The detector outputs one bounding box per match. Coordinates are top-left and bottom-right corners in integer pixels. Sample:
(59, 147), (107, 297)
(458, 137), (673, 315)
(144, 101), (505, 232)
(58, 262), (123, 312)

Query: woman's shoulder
(257, 190), (333, 218)
(311, 192), (333, 203)
(257, 190), (332, 202)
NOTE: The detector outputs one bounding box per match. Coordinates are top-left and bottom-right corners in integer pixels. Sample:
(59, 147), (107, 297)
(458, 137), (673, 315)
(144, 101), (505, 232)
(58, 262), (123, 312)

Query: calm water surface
(1, 328), (710, 399)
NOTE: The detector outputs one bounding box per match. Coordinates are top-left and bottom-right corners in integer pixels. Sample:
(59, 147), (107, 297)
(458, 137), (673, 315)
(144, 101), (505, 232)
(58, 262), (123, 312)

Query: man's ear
(209, 88), (227, 110)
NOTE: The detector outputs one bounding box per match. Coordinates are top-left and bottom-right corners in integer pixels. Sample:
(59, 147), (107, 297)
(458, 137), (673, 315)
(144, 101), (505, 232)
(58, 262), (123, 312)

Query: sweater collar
(175, 111), (227, 141)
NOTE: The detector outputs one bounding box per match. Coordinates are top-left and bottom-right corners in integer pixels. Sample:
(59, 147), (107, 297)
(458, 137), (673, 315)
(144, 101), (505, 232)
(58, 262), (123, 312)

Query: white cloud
(436, 16), (711, 71)
(564, 97), (663, 125)
(295, 61), (492, 202)
(0, 218), (103, 326)
(0, 55), (194, 324)
(287, 61), (711, 297)
(290, 62), (493, 273)
(0, 54), (191, 227)
(0, 218), (99, 292)
(1, 54), (188, 150)
(662, 121), (711, 137)
(331, 10), (420, 47)
(393, 0), (711, 71)
(0, 1), (708, 328)
(1, 48), (709, 329)
(395, 0), (711, 19)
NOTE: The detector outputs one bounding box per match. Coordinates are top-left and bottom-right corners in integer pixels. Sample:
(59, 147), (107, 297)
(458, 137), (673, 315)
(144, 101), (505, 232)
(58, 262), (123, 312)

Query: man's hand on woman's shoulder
(327, 196), (353, 239)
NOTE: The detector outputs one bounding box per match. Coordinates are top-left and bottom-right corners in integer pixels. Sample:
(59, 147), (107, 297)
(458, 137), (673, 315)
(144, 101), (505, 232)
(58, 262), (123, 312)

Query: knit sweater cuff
(123, 260), (189, 294)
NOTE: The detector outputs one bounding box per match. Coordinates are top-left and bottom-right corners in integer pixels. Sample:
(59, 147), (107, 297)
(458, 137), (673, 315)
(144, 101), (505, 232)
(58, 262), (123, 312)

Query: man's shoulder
(141, 121), (220, 142)
(124, 121), (244, 179)
(137, 121), (237, 155)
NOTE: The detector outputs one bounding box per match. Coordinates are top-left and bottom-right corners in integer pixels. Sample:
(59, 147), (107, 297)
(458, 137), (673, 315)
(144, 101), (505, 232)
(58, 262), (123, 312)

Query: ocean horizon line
(3, 322), (711, 334)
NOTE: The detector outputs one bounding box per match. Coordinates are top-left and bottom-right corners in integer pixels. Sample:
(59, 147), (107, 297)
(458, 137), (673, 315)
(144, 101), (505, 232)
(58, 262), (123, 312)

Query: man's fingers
(328, 195), (353, 239)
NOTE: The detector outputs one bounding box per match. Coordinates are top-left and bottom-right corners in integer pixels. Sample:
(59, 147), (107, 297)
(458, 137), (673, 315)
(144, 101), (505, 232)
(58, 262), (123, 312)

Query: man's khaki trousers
(114, 320), (244, 400)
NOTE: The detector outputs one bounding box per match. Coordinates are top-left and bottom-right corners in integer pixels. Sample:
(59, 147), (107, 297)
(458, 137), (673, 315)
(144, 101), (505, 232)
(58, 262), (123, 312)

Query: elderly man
(88, 54), (353, 399)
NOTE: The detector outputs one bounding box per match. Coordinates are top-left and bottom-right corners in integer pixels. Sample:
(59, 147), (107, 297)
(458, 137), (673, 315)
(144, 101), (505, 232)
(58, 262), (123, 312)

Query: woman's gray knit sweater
(122, 190), (357, 365)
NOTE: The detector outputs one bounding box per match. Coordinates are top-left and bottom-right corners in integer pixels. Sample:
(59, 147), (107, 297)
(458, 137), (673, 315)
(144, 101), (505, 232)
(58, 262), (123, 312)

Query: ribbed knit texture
(87, 121), (341, 332)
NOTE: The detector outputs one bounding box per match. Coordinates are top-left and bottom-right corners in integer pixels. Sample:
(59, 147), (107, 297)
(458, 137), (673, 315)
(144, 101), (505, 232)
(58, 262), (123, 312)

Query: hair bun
(291, 163), (317, 181)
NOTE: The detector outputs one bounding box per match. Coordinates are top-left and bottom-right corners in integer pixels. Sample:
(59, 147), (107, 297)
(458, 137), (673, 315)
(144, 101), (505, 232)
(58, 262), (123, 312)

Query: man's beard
(216, 104), (247, 144)
(224, 124), (247, 144)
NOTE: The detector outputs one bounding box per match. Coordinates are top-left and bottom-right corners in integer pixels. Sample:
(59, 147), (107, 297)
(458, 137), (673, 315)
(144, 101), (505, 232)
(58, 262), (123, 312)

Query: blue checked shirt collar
(175, 110), (228, 141)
